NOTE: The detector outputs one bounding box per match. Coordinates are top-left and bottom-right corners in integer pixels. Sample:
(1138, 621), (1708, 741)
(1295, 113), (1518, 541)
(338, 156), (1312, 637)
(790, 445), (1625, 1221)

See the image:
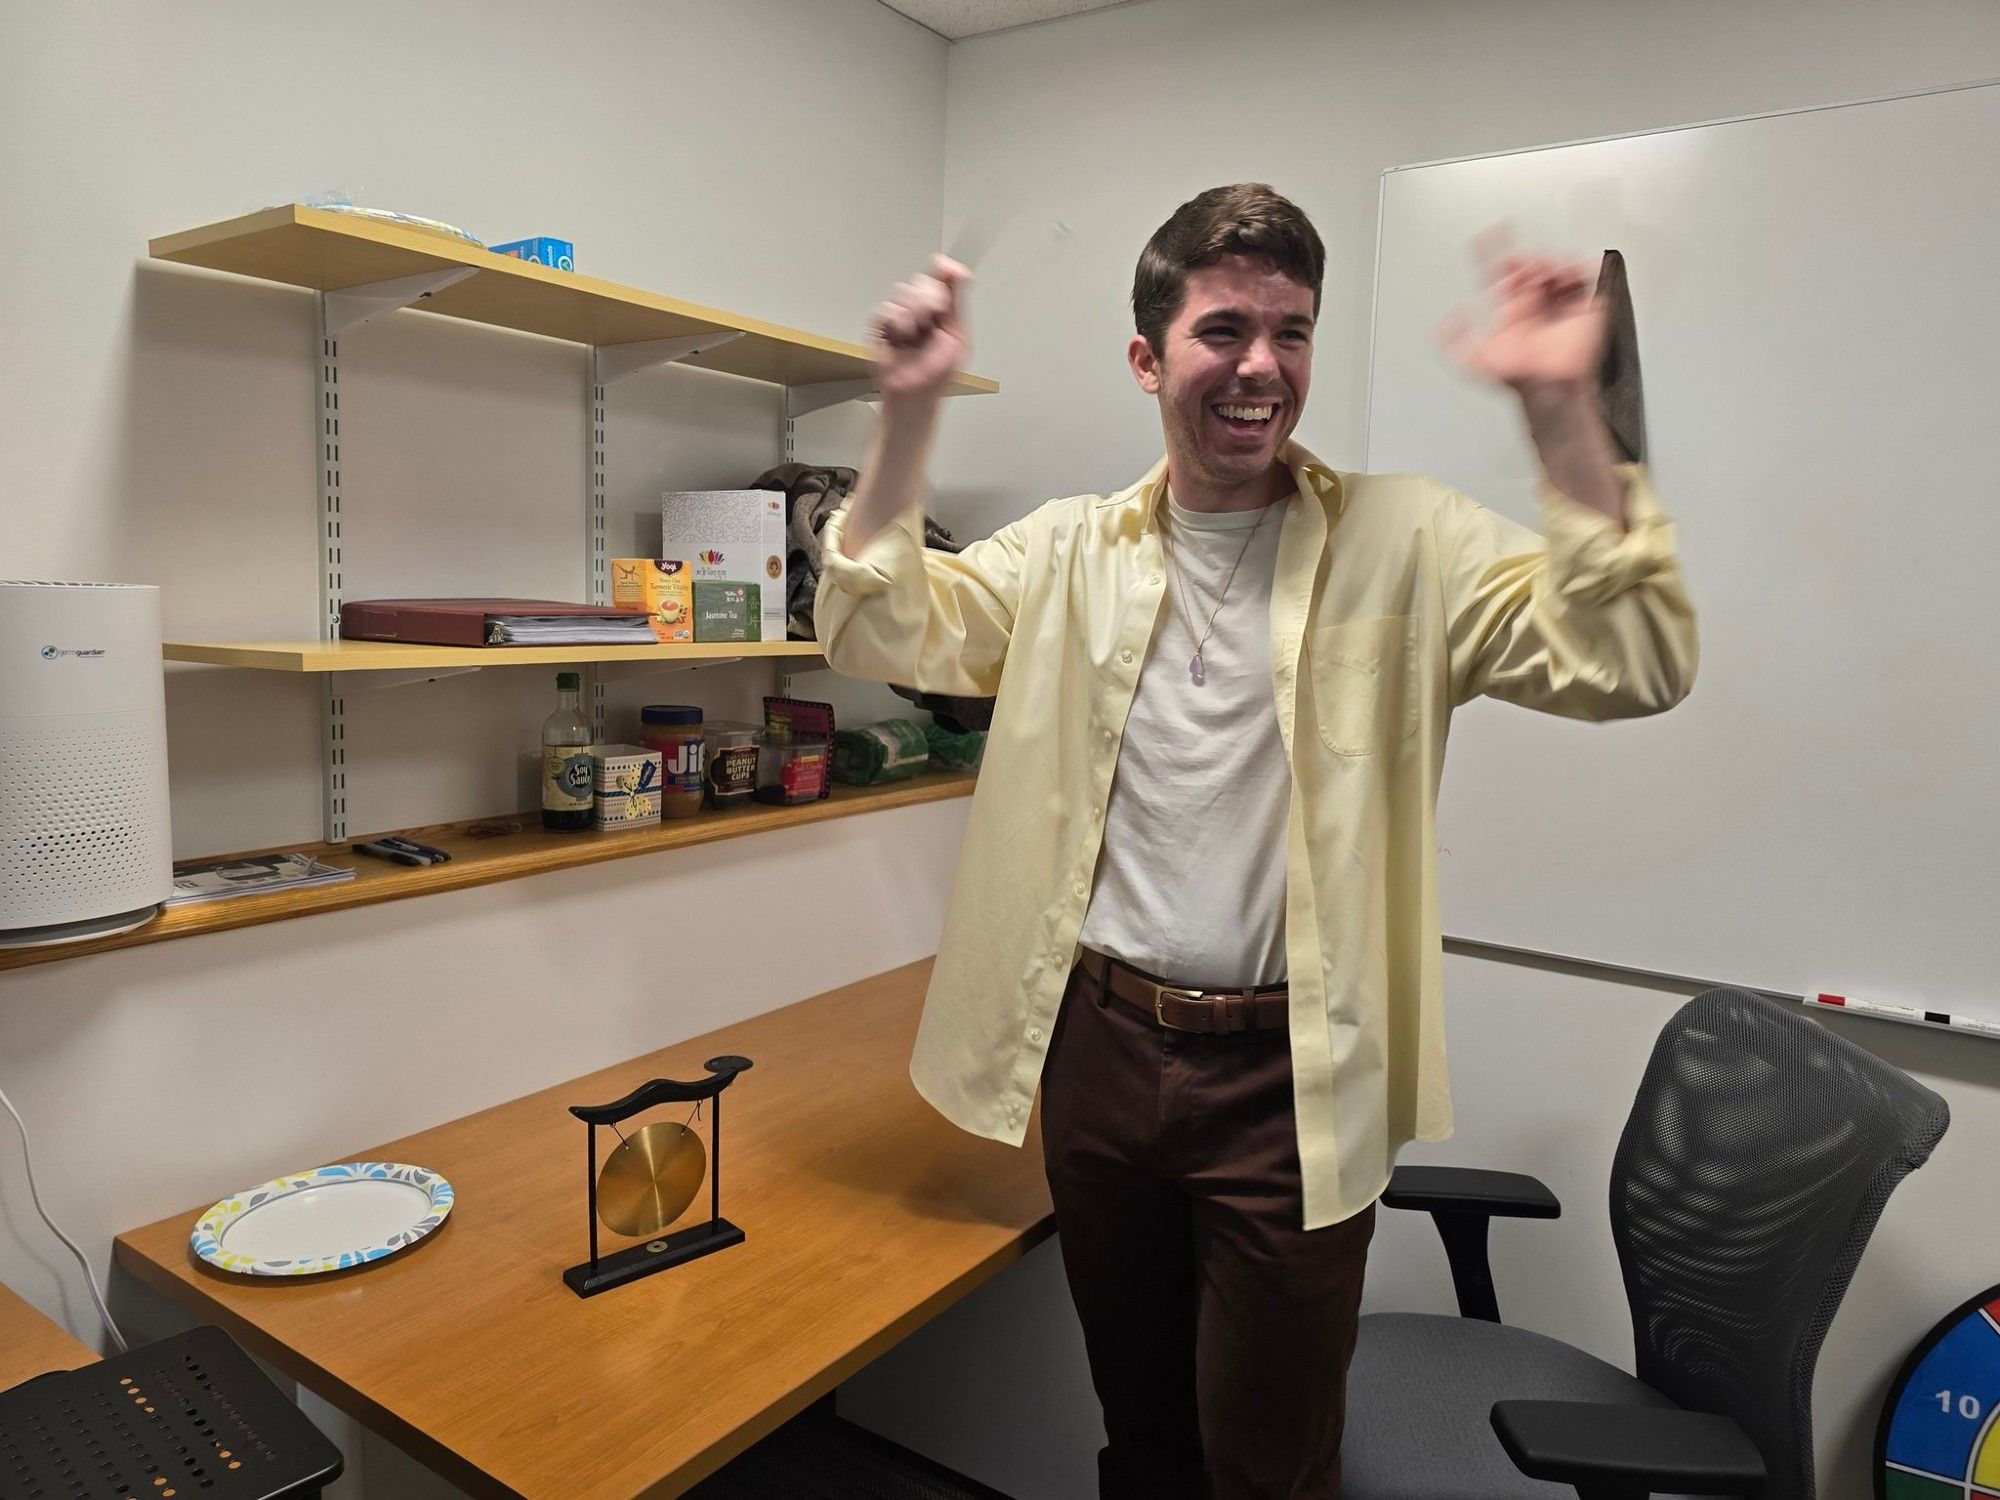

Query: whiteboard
(1366, 82), (2000, 1018)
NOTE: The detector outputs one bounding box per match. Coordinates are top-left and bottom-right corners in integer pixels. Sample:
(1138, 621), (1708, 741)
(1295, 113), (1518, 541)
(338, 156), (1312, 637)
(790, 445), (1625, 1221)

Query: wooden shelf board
(149, 205), (998, 396)
(0, 772), (976, 974)
(162, 637), (828, 672)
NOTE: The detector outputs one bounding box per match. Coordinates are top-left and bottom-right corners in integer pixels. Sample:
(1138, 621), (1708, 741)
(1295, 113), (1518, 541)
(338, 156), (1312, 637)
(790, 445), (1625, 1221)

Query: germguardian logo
(40, 645), (106, 659)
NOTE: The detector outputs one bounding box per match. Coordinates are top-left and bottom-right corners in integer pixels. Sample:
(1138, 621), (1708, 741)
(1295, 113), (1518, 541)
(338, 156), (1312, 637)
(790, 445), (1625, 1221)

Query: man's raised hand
(1436, 239), (1606, 392)
(871, 255), (972, 406)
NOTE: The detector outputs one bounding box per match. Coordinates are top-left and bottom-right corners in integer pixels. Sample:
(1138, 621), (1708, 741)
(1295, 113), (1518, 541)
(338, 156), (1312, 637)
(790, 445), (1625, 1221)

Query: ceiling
(876, 0), (1150, 41)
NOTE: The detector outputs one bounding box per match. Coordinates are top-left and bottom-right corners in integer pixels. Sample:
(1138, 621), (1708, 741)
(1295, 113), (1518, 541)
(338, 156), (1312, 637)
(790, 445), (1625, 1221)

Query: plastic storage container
(754, 731), (829, 805)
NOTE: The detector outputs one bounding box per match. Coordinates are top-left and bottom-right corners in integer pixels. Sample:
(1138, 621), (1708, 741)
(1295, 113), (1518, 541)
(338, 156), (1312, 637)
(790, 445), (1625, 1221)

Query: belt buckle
(1155, 985), (1205, 1031)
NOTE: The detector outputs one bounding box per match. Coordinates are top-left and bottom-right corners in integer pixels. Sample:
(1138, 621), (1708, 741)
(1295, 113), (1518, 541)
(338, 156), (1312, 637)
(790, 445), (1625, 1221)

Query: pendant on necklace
(1189, 651), (1206, 686)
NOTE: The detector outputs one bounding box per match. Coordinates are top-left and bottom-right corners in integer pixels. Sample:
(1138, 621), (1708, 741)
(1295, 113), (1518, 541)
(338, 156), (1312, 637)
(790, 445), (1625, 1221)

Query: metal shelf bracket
(591, 332), (746, 385)
(784, 378), (878, 421)
(328, 666), (483, 694)
(324, 268), (480, 336)
(593, 657), (744, 684)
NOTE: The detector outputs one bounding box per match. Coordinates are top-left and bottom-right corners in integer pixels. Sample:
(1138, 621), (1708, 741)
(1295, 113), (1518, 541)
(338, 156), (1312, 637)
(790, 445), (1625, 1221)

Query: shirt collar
(1096, 442), (1346, 527)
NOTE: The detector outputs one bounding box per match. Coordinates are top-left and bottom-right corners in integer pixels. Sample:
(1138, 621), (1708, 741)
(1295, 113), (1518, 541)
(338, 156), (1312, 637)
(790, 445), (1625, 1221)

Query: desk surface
(0, 1285), (97, 1391)
(115, 960), (1053, 1500)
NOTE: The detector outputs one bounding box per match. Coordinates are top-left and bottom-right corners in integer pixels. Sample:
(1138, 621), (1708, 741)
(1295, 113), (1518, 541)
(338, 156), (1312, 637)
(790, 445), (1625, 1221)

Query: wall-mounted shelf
(148, 205), (987, 845)
(0, 772), (977, 975)
(162, 638), (827, 673)
(149, 205), (999, 397)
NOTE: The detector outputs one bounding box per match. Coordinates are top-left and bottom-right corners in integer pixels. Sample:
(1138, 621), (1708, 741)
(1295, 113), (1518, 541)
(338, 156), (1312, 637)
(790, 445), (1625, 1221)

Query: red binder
(339, 598), (647, 647)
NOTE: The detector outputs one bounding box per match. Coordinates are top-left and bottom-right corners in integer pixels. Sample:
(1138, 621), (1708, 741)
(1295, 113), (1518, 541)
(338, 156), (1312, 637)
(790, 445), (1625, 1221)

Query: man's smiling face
(1130, 253), (1315, 502)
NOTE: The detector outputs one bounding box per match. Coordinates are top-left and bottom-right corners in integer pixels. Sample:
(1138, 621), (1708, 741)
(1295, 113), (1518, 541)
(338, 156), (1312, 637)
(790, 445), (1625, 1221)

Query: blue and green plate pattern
(189, 1161), (454, 1277)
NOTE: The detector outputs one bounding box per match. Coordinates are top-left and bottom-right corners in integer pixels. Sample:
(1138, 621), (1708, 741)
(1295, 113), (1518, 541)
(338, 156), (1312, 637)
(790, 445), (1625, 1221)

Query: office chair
(1341, 987), (1950, 1500)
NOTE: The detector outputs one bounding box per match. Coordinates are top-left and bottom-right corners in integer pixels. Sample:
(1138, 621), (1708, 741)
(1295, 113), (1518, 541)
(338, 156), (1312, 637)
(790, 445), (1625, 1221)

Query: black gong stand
(562, 1054), (753, 1297)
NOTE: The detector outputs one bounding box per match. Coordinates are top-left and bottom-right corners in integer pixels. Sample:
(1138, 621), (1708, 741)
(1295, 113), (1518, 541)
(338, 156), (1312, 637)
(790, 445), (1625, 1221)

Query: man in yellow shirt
(816, 184), (1696, 1500)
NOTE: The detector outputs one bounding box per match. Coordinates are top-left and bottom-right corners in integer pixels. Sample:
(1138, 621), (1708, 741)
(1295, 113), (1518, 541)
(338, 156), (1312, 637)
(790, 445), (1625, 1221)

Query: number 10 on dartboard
(1878, 1291), (2000, 1499)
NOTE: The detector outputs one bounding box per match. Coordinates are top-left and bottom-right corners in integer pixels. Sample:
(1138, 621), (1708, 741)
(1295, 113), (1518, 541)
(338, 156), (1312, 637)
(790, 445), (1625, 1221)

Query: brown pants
(1039, 961), (1376, 1500)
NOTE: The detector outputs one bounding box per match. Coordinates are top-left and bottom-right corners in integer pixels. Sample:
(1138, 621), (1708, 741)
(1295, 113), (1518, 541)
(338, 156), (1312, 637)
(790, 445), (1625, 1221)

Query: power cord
(0, 1080), (128, 1352)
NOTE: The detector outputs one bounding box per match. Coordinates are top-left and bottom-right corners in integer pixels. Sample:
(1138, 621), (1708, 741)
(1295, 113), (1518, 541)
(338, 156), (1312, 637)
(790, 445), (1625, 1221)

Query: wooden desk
(115, 960), (1053, 1499)
(0, 1285), (97, 1391)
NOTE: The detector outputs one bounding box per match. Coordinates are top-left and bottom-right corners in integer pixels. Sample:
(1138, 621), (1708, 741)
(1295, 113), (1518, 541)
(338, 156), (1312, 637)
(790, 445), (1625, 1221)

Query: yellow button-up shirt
(815, 442), (1696, 1229)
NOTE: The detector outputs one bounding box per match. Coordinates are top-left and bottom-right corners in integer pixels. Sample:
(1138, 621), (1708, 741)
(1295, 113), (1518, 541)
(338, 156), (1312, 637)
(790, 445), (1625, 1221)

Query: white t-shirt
(1077, 490), (1292, 989)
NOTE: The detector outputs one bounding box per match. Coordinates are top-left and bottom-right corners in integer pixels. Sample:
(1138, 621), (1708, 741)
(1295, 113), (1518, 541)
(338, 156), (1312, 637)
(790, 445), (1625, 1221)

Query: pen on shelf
(1804, 992), (2000, 1040)
(380, 835), (451, 864)
(354, 840), (433, 868)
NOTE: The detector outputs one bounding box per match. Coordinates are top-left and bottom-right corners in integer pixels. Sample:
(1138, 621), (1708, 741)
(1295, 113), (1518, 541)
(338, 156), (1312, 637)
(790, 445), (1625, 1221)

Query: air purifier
(0, 582), (173, 947)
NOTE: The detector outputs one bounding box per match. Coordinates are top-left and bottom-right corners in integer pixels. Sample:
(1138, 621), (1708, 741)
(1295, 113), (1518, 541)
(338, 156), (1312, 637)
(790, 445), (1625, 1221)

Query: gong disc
(596, 1121), (707, 1237)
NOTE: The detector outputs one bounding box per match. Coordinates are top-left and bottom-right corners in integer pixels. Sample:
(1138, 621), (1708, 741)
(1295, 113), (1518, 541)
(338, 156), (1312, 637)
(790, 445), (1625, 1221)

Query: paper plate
(190, 1162), (454, 1277)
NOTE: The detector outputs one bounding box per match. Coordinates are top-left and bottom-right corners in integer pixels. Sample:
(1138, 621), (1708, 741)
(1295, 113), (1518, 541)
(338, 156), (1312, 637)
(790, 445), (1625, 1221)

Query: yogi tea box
(661, 489), (786, 644)
(609, 558), (693, 644)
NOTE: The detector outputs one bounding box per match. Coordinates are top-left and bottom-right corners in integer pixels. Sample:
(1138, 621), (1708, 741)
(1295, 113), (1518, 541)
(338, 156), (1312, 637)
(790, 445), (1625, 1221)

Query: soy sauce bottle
(540, 672), (593, 831)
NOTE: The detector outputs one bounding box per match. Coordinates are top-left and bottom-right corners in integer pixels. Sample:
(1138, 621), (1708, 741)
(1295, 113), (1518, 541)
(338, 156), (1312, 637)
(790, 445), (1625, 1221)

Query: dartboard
(1879, 1287), (2000, 1498)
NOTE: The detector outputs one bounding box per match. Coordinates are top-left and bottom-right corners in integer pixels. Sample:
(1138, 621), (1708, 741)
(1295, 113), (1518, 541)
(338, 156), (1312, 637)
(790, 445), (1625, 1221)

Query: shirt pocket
(1308, 614), (1419, 757)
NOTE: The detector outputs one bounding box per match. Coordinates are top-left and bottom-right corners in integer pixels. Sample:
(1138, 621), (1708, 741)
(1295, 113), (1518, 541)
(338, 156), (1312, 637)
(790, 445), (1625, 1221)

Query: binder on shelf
(339, 598), (654, 648)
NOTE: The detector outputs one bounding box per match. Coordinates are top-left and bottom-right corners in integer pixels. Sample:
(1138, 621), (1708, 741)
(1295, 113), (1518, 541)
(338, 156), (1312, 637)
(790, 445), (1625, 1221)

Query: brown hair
(1132, 184), (1325, 354)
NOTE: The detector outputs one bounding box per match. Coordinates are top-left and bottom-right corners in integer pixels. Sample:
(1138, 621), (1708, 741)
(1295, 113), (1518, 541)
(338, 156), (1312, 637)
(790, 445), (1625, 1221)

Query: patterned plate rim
(189, 1161), (455, 1277)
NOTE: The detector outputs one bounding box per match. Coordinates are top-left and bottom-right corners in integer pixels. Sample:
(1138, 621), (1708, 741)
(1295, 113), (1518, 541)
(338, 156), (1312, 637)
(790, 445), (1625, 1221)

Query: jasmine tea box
(661, 489), (786, 644)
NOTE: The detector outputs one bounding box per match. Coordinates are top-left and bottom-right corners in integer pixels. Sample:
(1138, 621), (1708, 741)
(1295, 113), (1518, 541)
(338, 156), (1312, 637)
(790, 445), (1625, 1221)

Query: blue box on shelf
(492, 236), (575, 271)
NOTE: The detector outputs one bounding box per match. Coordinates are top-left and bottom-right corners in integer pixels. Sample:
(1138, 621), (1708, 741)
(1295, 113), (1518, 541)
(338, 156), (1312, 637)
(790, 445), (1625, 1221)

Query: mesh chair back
(1610, 988), (1948, 1500)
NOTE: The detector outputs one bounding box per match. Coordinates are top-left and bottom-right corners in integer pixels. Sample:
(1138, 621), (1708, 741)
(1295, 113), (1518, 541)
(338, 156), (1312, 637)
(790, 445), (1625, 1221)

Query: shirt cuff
(1539, 463), (1679, 606)
(817, 501), (923, 600)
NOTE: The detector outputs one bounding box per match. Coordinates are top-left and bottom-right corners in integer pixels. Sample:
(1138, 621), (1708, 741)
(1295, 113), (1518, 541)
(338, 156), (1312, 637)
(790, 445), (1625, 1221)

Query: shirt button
(1121, 649), (1134, 664)
(1029, 1027), (1044, 1044)
(1074, 877), (1087, 896)
(1148, 574), (1161, 586)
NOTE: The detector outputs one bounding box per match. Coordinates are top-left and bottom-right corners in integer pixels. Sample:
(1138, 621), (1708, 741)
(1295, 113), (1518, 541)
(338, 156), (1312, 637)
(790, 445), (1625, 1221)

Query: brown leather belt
(1077, 948), (1289, 1035)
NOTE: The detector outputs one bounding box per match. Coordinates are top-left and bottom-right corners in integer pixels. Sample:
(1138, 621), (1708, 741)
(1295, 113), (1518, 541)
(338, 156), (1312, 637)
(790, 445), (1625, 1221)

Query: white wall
(0, 3), (960, 1496)
(837, 4), (2000, 1499)
(925, 0), (2000, 539)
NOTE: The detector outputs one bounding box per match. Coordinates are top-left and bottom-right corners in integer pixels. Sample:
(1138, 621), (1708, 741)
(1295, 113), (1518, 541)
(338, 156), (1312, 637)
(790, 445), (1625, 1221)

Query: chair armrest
(1490, 1400), (1766, 1499)
(1382, 1165), (1561, 1219)
(1380, 1166), (1561, 1323)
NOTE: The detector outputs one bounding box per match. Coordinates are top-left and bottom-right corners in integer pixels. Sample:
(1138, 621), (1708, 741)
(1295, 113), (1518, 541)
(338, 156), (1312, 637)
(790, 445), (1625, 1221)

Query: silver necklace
(1159, 498), (1275, 686)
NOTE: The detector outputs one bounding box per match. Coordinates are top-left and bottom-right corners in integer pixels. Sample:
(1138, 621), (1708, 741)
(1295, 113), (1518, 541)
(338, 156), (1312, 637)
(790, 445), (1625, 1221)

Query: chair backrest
(1609, 988), (1949, 1500)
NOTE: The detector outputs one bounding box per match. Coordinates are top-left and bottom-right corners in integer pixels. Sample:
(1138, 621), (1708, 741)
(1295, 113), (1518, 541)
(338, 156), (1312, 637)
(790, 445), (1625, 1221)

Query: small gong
(564, 1056), (752, 1296)
(595, 1120), (707, 1237)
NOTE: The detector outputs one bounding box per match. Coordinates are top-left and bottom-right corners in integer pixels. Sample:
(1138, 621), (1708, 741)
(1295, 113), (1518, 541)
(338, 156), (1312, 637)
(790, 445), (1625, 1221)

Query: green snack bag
(832, 719), (930, 785)
(924, 721), (987, 772)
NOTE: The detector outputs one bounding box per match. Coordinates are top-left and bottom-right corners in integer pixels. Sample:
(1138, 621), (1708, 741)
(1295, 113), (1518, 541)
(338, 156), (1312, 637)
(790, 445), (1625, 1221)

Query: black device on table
(0, 1324), (343, 1498)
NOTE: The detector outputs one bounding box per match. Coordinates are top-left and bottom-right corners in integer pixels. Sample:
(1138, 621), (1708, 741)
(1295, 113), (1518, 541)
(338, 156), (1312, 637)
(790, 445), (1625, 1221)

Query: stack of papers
(485, 616), (659, 646)
(166, 854), (356, 906)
